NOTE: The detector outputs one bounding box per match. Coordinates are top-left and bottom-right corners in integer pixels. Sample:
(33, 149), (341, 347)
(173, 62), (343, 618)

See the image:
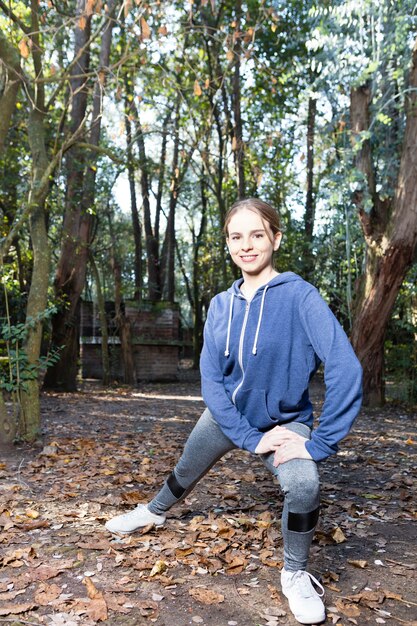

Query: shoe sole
(105, 521), (166, 534)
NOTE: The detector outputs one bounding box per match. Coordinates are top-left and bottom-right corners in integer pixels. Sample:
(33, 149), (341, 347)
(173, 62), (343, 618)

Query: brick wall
(80, 300), (180, 382)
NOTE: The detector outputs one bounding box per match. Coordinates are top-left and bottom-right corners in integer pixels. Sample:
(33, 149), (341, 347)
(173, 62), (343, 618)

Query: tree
(0, 2), (79, 440)
(44, 0), (118, 391)
(350, 40), (417, 404)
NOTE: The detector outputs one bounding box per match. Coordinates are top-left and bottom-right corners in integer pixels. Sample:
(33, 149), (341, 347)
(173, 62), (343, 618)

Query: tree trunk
(45, 0), (116, 390)
(192, 179), (208, 368)
(123, 77), (143, 301)
(134, 105), (162, 301)
(18, 3), (51, 441)
(304, 96), (317, 282)
(162, 101), (181, 303)
(19, 108), (51, 440)
(89, 252), (110, 385)
(351, 38), (417, 406)
(0, 392), (17, 445)
(108, 211), (136, 385)
(0, 31), (20, 155)
(231, 0), (245, 198)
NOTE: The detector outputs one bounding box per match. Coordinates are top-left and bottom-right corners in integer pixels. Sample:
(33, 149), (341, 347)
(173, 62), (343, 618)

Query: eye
(230, 235), (240, 241)
(254, 233), (264, 239)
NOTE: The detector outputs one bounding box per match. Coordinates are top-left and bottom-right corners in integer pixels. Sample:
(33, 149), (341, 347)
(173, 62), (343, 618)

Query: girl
(106, 198), (363, 625)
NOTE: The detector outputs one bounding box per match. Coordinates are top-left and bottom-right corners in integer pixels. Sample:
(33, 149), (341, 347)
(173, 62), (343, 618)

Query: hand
(255, 426), (313, 466)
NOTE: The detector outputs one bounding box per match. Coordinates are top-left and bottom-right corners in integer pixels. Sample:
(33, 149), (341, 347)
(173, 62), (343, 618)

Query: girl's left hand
(272, 428), (313, 466)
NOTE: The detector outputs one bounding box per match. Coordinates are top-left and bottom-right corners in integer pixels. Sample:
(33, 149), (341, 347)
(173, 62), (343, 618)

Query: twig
(0, 617), (41, 626)
(16, 457), (33, 492)
(385, 557), (416, 570)
(389, 614), (417, 624)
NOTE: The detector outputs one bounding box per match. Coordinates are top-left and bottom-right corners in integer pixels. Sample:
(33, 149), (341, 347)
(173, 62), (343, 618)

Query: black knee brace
(287, 506), (320, 532)
(166, 471), (186, 499)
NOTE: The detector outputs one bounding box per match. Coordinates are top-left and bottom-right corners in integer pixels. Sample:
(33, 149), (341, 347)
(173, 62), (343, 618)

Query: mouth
(240, 255), (258, 262)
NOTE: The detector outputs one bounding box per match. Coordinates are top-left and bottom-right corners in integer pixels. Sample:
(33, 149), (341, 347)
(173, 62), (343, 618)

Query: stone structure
(80, 300), (181, 382)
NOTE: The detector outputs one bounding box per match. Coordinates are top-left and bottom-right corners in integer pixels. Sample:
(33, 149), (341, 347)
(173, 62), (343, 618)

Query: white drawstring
(252, 285), (268, 355)
(224, 294), (234, 357)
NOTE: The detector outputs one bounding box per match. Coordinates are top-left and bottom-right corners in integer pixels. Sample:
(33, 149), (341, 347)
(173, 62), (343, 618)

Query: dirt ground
(0, 376), (416, 626)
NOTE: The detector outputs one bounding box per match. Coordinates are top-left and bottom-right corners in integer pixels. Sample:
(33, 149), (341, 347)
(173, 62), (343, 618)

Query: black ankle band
(287, 507), (320, 532)
(167, 472), (186, 499)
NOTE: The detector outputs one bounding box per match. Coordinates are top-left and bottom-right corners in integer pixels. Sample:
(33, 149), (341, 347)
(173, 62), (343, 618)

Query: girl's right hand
(254, 426), (286, 454)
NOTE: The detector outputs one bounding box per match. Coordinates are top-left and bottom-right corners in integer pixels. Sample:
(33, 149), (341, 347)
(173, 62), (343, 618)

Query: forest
(1, 0), (417, 444)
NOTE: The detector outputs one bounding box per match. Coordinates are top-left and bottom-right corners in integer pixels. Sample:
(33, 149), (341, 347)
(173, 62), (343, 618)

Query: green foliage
(0, 306), (61, 394)
(0, 0), (416, 402)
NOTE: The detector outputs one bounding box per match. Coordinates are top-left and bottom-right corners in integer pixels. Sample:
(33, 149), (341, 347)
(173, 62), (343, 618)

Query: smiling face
(226, 207), (282, 281)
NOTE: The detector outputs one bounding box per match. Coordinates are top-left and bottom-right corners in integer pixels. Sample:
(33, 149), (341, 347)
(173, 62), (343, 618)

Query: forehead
(227, 208), (267, 232)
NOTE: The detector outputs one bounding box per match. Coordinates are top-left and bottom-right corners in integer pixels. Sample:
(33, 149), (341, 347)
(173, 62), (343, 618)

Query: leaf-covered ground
(0, 378), (416, 626)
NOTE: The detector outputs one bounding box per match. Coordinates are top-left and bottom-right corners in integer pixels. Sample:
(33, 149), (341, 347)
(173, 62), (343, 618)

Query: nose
(241, 236), (253, 251)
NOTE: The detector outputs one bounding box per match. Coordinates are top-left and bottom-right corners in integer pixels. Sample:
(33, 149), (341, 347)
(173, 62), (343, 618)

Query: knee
(282, 471), (320, 508)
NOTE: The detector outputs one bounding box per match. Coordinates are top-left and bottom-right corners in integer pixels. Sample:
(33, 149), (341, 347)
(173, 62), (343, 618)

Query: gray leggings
(148, 408), (320, 571)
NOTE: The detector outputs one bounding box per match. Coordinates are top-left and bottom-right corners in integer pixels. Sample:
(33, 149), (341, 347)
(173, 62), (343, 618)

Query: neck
(240, 268), (279, 299)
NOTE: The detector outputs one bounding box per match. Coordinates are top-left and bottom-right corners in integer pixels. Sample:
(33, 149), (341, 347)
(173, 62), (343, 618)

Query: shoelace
(291, 571), (325, 598)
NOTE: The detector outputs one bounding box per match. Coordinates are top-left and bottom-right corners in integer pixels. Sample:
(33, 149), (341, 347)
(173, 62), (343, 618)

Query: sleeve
(299, 288), (363, 462)
(199, 298), (264, 452)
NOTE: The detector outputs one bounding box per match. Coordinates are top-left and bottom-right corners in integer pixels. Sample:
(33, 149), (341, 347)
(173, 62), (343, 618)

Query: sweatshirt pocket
(239, 388), (280, 429)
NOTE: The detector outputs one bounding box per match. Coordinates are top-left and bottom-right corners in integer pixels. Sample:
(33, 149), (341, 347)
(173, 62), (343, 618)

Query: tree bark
(17, 2), (51, 441)
(44, 0), (116, 390)
(19, 106), (51, 441)
(134, 104), (162, 301)
(0, 31), (20, 155)
(162, 99), (181, 303)
(304, 96), (317, 281)
(123, 73), (142, 301)
(192, 179), (208, 368)
(351, 38), (417, 406)
(231, 0), (245, 198)
(89, 252), (110, 385)
(108, 211), (136, 385)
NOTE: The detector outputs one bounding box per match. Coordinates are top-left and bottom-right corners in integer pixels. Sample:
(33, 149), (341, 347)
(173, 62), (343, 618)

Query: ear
(273, 231), (282, 252)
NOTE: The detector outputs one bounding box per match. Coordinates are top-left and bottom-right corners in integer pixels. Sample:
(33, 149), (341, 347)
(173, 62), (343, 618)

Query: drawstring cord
(252, 285), (268, 355)
(224, 294), (234, 357)
(224, 284), (268, 357)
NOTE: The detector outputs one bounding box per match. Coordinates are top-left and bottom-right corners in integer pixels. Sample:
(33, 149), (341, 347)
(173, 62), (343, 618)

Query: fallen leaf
(346, 590), (386, 607)
(189, 587), (225, 605)
(46, 613), (80, 626)
(225, 554), (247, 574)
(35, 582), (62, 605)
(331, 527), (347, 543)
(347, 559), (368, 568)
(83, 576), (102, 599)
(137, 599), (158, 616)
(121, 490), (145, 504)
(335, 599), (361, 617)
(263, 606), (287, 617)
(0, 602), (37, 616)
(71, 596), (108, 622)
(149, 559), (168, 577)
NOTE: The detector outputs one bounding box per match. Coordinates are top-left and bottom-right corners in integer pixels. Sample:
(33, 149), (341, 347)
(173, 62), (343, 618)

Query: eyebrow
(228, 229), (266, 236)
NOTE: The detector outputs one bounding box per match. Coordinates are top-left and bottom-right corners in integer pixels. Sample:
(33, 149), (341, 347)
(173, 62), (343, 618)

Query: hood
(224, 272), (304, 358)
(227, 271), (303, 296)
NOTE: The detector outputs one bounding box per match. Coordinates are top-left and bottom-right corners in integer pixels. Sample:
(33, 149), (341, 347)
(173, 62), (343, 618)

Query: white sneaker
(281, 569), (325, 624)
(105, 504), (166, 534)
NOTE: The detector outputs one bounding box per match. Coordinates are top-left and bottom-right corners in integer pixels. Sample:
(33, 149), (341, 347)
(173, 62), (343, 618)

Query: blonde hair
(224, 198), (282, 242)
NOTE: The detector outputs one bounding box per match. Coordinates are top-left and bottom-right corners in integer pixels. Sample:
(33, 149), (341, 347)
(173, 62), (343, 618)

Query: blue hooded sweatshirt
(200, 272), (362, 462)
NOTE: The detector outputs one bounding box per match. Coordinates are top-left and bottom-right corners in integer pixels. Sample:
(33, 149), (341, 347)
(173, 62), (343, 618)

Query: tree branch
(0, 0), (30, 34)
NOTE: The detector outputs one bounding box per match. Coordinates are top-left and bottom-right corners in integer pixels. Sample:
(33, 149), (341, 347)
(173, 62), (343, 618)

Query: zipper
(232, 298), (251, 404)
